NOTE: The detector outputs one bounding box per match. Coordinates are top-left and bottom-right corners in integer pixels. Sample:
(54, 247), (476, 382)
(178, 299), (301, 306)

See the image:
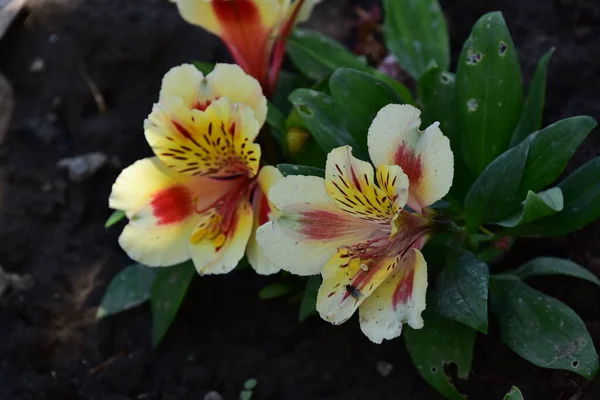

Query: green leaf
(504, 386), (524, 400)
(243, 379), (257, 390)
(150, 262), (196, 347)
(511, 48), (554, 146)
(496, 187), (563, 228)
(192, 61), (214, 75)
(464, 116), (596, 227)
(272, 70), (312, 115)
(434, 250), (489, 333)
(372, 71), (413, 104)
(289, 89), (363, 157)
(299, 276), (321, 322)
(105, 210), (125, 228)
(418, 68), (457, 140)
(489, 276), (599, 379)
(266, 101), (287, 154)
(287, 29), (371, 81)
(456, 12), (523, 174)
(277, 163), (325, 178)
(329, 69), (403, 154)
(383, 0), (449, 79)
(505, 156), (600, 236)
(96, 264), (157, 319)
(258, 283), (294, 300)
(505, 257), (600, 287)
(404, 310), (475, 400)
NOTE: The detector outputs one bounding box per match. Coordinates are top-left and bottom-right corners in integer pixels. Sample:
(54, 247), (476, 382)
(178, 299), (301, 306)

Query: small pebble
(30, 58), (45, 73)
(203, 391), (224, 400)
(376, 361), (394, 377)
(57, 152), (108, 183)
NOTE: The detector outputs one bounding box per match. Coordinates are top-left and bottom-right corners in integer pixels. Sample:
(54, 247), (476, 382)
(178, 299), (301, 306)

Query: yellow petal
(358, 248), (428, 343)
(368, 104), (454, 212)
(291, 0), (321, 24)
(326, 146), (409, 222)
(145, 97), (261, 179)
(247, 166), (284, 275)
(316, 251), (398, 325)
(190, 200), (254, 275)
(256, 174), (381, 276)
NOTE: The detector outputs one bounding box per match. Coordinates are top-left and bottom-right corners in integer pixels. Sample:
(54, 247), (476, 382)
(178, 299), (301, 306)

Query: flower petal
(326, 146), (409, 222)
(247, 166), (284, 275)
(145, 97), (261, 178)
(256, 174), (380, 276)
(292, 0), (322, 24)
(190, 200), (254, 275)
(358, 248), (428, 343)
(368, 104), (454, 212)
(316, 251), (399, 325)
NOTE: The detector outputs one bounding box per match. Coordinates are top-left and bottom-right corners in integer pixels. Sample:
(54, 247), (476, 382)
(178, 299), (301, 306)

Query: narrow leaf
(504, 386), (524, 400)
(299, 276), (321, 322)
(97, 264), (157, 319)
(329, 69), (403, 154)
(434, 250), (489, 333)
(496, 187), (563, 228)
(490, 276), (599, 379)
(192, 61), (214, 75)
(150, 262), (196, 347)
(105, 210), (125, 228)
(383, 0), (450, 79)
(456, 12), (523, 173)
(277, 163), (325, 178)
(511, 48), (554, 146)
(404, 310), (475, 400)
(258, 283), (294, 300)
(506, 257), (600, 287)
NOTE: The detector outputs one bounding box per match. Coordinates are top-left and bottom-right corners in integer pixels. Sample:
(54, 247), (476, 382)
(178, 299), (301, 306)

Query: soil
(1, 0), (599, 399)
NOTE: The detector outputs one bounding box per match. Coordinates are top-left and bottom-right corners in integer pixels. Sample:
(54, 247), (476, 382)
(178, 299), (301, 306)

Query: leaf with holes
(299, 275), (321, 322)
(97, 264), (157, 319)
(329, 69), (403, 154)
(510, 48), (554, 146)
(489, 276), (599, 379)
(404, 310), (474, 400)
(289, 89), (364, 158)
(287, 29), (371, 81)
(434, 250), (489, 333)
(456, 12), (523, 174)
(495, 187), (563, 228)
(150, 261), (196, 347)
(503, 386), (524, 400)
(505, 257), (600, 287)
(277, 164), (325, 178)
(383, 0), (449, 79)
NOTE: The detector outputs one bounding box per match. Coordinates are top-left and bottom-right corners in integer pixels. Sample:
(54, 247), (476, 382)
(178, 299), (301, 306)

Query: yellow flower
(172, 0), (321, 93)
(109, 63), (282, 275)
(257, 104), (454, 343)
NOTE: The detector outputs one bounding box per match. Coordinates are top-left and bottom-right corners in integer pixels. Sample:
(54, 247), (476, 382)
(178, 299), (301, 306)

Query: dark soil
(1, 0), (599, 399)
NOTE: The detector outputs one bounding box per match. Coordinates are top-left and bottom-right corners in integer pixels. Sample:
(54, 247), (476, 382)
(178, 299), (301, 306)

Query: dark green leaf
(292, 137), (328, 168)
(496, 187), (563, 228)
(243, 379), (257, 390)
(404, 310), (475, 400)
(503, 386), (524, 400)
(258, 283), (294, 300)
(418, 68), (457, 140)
(506, 257), (600, 287)
(273, 70), (312, 114)
(277, 163), (325, 178)
(97, 264), (157, 319)
(105, 210), (125, 228)
(329, 69), (403, 154)
(434, 250), (489, 333)
(489, 276), (599, 379)
(383, 0), (449, 79)
(372, 71), (413, 104)
(287, 29), (371, 81)
(465, 116), (596, 227)
(266, 101), (287, 154)
(289, 89), (363, 157)
(511, 48), (554, 146)
(192, 61), (214, 75)
(456, 12), (523, 174)
(299, 276), (322, 322)
(506, 155), (600, 236)
(150, 262), (196, 347)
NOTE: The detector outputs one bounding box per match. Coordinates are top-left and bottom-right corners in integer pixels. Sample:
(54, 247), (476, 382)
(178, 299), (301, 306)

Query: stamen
(190, 227), (208, 244)
(214, 233), (226, 248)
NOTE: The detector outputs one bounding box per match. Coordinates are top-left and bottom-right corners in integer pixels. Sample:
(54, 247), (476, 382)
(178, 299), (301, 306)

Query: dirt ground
(0, 0), (599, 399)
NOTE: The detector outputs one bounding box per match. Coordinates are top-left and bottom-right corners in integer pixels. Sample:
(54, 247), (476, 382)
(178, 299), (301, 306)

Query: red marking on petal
(172, 120), (194, 140)
(392, 269), (414, 309)
(350, 166), (362, 191)
(257, 193), (271, 226)
(395, 145), (423, 186)
(298, 210), (356, 240)
(193, 100), (212, 111)
(229, 122), (236, 136)
(151, 185), (193, 225)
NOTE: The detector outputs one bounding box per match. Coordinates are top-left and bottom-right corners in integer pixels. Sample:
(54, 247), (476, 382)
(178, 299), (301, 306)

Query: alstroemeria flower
(109, 63), (282, 275)
(257, 104), (454, 343)
(173, 0), (321, 92)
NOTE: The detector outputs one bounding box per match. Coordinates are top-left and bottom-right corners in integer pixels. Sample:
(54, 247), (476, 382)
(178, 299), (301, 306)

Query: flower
(109, 63), (282, 275)
(172, 0), (321, 93)
(256, 104), (454, 343)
